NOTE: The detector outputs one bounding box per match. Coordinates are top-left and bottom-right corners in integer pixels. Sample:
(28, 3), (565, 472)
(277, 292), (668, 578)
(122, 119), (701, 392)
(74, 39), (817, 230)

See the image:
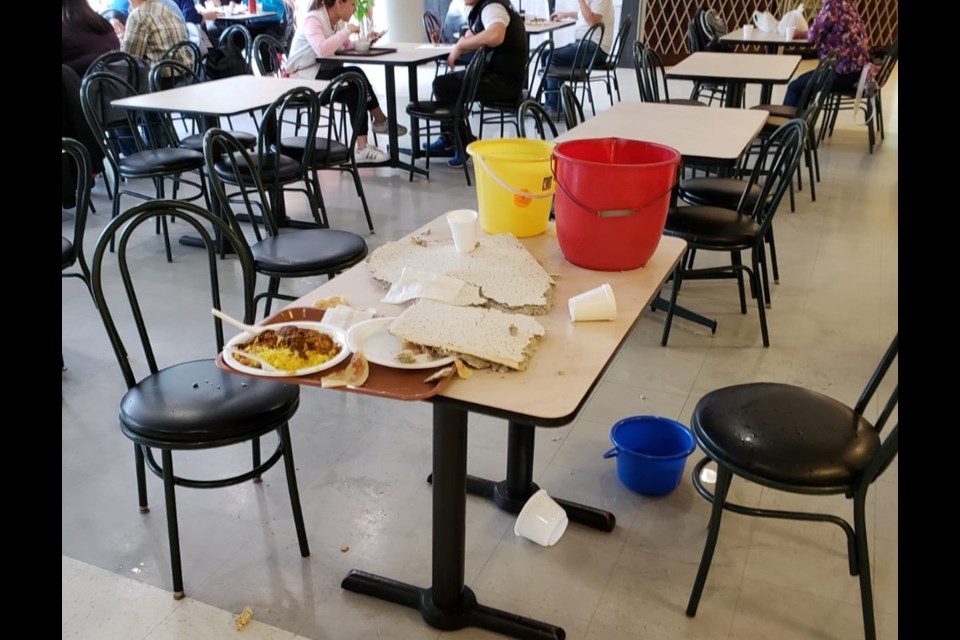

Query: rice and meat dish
(235, 325), (340, 372)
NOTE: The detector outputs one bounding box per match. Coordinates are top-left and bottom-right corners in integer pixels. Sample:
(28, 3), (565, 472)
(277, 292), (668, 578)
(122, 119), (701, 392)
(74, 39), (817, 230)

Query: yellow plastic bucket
(466, 139), (556, 237)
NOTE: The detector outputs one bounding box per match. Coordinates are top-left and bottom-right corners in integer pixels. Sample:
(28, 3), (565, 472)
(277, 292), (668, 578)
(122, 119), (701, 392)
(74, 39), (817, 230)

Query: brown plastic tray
(214, 306), (455, 401)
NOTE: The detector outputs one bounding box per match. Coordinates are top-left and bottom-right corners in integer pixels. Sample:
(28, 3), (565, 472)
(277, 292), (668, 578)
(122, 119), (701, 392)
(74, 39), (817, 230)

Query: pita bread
(322, 351), (370, 388)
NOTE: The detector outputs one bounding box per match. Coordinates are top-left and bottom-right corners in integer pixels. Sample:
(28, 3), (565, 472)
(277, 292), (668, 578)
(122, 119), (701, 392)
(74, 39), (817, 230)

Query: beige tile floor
(62, 62), (898, 639)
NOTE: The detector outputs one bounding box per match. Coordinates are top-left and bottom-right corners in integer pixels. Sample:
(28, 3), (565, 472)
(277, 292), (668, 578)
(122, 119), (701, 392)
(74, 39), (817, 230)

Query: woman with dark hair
(286, 0), (405, 163)
(62, 0), (121, 76)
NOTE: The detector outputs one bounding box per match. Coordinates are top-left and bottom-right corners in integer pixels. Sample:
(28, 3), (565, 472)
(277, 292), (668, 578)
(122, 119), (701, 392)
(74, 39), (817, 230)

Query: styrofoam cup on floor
(784, 26), (796, 40)
(446, 209), (479, 253)
(568, 283), (616, 322)
(514, 489), (568, 547)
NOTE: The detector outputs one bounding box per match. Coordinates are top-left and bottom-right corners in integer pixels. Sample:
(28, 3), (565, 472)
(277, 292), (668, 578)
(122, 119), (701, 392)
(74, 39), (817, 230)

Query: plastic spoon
(224, 347), (281, 373)
(211, 308), (267, 336)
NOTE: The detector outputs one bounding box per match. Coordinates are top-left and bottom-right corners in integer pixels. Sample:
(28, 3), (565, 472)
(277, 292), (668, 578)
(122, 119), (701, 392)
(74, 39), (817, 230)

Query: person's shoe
(371, 119), (408, 137)
(422, 136), (455, 157)
(447, 149), (469, 168)
(354, 144), (390, 163)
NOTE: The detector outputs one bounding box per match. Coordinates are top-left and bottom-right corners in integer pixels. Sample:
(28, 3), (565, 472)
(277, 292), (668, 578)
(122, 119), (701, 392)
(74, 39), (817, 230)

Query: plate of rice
(223, 322), (349, 377)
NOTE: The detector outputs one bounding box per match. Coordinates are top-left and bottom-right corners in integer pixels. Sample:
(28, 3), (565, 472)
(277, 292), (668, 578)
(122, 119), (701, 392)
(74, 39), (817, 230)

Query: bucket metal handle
(602, 447), (619, 459)
(551, 157), (676, 218)
(474, 152), (556, 200)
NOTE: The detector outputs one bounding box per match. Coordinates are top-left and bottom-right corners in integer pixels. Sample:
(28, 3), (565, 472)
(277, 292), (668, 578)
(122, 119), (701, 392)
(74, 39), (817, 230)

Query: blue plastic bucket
(603, 416), (696, 495)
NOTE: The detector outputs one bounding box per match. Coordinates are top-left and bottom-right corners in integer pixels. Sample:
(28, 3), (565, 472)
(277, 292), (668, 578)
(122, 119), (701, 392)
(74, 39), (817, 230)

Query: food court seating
(541, 22), (605, 117)
(88, 199), (311, 600)
(589, 15), (632, 105)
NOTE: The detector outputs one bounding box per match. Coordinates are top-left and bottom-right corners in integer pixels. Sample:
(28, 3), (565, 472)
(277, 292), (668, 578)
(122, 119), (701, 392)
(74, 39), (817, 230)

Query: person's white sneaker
(355, 144), (390, 163)
(371, 119), (408, 137)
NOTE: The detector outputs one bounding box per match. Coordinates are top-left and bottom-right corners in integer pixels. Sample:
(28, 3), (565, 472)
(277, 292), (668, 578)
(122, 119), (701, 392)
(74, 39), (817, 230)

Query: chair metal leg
(687, 464), (733, 617)
(280, 424), (311, 558)
(766, 228), (780, 284)
(263, 277), (281, 318)
(252, 437), (263, 483)
(349, 164), (375, 233)
(135, 444), (149, 513)
(749, 257), (770, 347)
(731, 251), (747, 313)
(160, 449), (185, 600)
(853, 487), (877, 640)
(660, 261), (684, 347)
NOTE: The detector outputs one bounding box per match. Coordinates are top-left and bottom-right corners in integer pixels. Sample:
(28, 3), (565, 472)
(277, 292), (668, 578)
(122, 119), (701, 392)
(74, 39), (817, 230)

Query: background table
(667, 51), (801, 106)
(524, 18), (576, 42)
(720, 29), (815, 54)
(286, 219), (686, 639)
(318, 42), (452, 175)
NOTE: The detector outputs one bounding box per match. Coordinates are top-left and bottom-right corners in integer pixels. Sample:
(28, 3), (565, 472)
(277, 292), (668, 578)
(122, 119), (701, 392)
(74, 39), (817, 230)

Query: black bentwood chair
(686, 335), (898, 640)
(89, 200), (310, 599)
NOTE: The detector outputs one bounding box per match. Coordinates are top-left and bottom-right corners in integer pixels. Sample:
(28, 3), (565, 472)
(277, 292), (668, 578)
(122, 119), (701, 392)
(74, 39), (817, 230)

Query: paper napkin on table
(381, 267), (466, 305)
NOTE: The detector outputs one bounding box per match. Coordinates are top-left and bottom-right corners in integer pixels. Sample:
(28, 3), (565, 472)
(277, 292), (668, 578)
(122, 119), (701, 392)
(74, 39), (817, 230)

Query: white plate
(346, 317), (455, 370)
(223, 321), (349, 377)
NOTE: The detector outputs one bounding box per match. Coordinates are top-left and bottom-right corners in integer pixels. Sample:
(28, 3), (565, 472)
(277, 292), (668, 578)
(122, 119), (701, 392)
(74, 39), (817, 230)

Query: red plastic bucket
(552, 138), (681, 271)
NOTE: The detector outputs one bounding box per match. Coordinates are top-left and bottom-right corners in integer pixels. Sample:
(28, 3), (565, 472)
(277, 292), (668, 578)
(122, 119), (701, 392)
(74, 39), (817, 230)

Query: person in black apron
(429, 0), (528, 167)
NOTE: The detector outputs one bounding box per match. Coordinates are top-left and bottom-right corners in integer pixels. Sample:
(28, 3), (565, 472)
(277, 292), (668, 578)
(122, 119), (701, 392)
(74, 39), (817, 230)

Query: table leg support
(343, 404), (565, 639)
(429, 421), (616, 532)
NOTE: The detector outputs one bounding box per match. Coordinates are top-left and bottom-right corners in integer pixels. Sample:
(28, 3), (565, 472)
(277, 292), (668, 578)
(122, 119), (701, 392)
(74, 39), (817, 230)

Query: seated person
(116, 0), (189, 65)
(543, 0), (614, 115)
(441, 0), (469, 44)
(784, 0), (870, 107)
(429, 0), (528, 168)
(62, 0), (121, 76)
(286, 0), (407, 163)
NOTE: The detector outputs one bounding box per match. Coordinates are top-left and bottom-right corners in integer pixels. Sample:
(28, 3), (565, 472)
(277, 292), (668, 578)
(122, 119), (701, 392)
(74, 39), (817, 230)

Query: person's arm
(806, 2), (834, 46)
(447, 5), (507, 67)
(550, 10), (577, 21)
(303, 14), (358, 57)
(120, 11), (147, 58)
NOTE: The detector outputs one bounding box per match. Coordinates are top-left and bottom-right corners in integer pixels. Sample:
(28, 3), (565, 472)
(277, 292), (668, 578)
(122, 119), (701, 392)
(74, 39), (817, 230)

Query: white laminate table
(667, 51), (802, 107)
(554, 101), (768, 168)
(720, 29), (815, 52)
(276, 217), (686, 639)
(317, 42), (453, 174)
(523, 18), (576, 41)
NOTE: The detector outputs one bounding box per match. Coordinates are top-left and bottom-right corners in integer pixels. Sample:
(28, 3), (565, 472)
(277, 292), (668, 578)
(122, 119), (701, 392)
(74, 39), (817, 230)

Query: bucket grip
(552, 158), (676, 218)
(602, 447), (619, 459)
(474, 153), (555, 200)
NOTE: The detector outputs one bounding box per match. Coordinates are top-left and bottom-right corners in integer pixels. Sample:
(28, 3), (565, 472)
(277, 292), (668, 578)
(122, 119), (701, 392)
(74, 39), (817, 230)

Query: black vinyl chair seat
(118, 148), (204, 177)
(120, 359), (300, 444)
(751, 103), (798, 118)
(214, 152), (302, 183)
(250, 229), (368, 275)
(665, 206), (759, 248)
(693, 383), (881, 488)
(279, 136), (351, 165)
(544, 66), (590, 82)
(406, 101), (457, 118)
(665, 98), (709, 107)
(62, 237), (76, 269)
(179, 130), (256, 152)
(679, 177), (767, 210)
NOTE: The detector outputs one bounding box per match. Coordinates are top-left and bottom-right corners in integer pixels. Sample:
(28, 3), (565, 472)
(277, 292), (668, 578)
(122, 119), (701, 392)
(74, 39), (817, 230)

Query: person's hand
(370, 30), (386, 44)
(110, 18), (125, 38)
(549, 11), (560, 21)
(347, 23), (361, 35)
(446, 43), (462, 70)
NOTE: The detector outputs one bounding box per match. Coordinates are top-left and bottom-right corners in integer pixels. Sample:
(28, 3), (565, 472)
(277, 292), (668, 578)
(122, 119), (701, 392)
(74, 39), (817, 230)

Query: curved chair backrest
(149, 59), (201, 92)
(875, 38), (899, 89)
(251, 34), (286, 77)
(62, 137), (92, 281)
(741, 119), (806, 229)
(86, 50), (151, 93)
(203, 128), (276, 243)
(161, 40), (202, 77)
(259, 86), (320, 175)
(90, 201), (257, 386)
(638, 45), (672, 102)
(219, 24), (253, 61)
(423, 11), (442, 44)
(560, 84), (585, 128)
(799, 62), (836, 132)
(603, 15), (633, 70)
(518, 100), (559, 140)
(570, 22), (605, 78)
(527, 38), (554, 102)
(316, 72), (366, 157)
(80, 71), (143, 164)
(455, 50), (487, 121)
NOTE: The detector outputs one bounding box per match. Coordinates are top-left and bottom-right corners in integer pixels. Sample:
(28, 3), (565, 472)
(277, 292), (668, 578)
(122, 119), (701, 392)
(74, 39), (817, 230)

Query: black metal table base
(650, 295), (718, 334)
(429, 421), (616, 532)
(342, 571), (564, 640)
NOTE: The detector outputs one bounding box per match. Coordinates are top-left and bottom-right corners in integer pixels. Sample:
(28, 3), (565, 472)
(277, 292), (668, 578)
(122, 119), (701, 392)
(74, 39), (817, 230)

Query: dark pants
(543, 40), (607, 110)
(784, 68), (861, 107)
(316, 65), (381, 137)
(432, 69), (522, 139)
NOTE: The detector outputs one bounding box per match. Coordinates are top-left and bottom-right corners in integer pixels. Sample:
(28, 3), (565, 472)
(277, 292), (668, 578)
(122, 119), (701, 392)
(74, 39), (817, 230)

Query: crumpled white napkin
(322, 305), (376, 330)
(381, 267), (466, 305)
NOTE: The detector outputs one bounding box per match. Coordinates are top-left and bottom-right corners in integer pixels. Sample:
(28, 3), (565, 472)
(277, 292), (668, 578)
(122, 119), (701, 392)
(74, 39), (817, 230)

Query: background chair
(406, 51), (486, 186)
(686, 335), (898, 640)
(81, 71), (208, 262)
(280, 73), (376, 232)
(634, 42), (707, 106)
(518, 100), (559, 140)
(89, 200), (311, 599)
(205, 127), (369, 316)
(62, 137), (93, 295)
(160, 40), (203, 79)
(250, 33), (286, 77)
(541, 22), (605, 117)
(477, 39), (553, 139)
(661, 119), (806, 347)
(589, 15), (632, 105)
(218, 24), (253, 67)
